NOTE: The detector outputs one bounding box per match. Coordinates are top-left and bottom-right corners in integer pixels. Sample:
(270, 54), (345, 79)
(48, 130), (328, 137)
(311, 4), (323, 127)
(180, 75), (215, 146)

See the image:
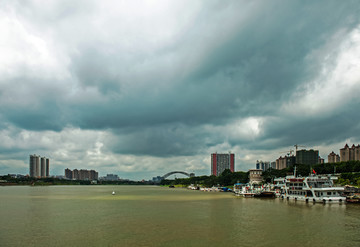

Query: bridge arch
(162, 171), (195, 179)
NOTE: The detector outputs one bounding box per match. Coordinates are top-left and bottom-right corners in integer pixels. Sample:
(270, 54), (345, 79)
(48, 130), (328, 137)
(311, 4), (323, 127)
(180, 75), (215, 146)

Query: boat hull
(281, 195), (346, 203)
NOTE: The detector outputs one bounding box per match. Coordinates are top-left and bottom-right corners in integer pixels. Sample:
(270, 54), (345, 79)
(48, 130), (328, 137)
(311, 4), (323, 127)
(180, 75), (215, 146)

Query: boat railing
(308, 184), (333, 189)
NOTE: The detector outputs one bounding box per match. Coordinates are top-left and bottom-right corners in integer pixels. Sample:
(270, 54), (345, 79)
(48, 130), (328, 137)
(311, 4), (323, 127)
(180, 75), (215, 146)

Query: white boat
(280, 175), (346, 203)
(233, 183), (258, 197)
(273, 178), (286, 197)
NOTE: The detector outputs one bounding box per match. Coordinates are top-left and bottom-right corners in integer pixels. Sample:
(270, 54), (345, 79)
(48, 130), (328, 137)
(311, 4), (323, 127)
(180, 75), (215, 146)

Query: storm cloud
(1, 0), (360, 179)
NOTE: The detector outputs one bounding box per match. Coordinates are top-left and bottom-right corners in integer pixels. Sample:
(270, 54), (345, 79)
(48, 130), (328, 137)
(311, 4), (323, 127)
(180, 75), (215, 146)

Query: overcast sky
(1, 0), (360, 180)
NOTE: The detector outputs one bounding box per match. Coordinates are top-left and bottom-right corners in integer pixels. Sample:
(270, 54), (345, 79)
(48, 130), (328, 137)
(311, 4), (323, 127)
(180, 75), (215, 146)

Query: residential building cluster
(29, 154), (50, 178)
(65, 168), (98, 180)
(99, 174), (120, 181)
(211, 152), (235, 176)
(256, 161), (276, 170)
(338, 144), (360, 162)
(254, 143), (360, 172)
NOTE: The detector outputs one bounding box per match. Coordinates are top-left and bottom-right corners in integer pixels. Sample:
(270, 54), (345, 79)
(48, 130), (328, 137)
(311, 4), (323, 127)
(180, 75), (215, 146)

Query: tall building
(256, 160), (275, 171)
(340, 144), (360, 162)
(275, 155), (295, 170)
(65, 168), (72, 179)
(296, 149), (319, 165)
(65, 168), (98, 180)
(29, 154), (40, 177)
(103, 174), (119, 181)
(328, 151), (340, 163)
(40, 157), (46, 178)
(29, 154), (50, 178)
(46, 158), (50, 177)
(211, 152), (235, 176)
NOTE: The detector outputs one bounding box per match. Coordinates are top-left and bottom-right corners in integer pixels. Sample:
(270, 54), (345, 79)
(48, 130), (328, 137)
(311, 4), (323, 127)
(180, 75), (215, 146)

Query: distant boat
(112, 191), (115, 195)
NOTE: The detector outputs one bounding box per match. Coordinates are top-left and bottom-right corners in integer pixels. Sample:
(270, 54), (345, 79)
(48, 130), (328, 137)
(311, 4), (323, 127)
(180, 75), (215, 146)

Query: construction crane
(294, 144), (306, 152)
(279, 149), (294, 157)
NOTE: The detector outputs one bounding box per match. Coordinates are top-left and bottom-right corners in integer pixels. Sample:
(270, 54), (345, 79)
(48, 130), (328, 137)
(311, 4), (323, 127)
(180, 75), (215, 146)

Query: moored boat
(280, 174), (346, 203)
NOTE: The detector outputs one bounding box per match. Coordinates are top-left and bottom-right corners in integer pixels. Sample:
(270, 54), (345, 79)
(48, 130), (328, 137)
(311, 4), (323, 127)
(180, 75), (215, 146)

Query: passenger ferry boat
(233, 183), (256, 197)
(273, 178), (286, 197)
(281, 174), (346, 203)
(233, 183), (275, 198)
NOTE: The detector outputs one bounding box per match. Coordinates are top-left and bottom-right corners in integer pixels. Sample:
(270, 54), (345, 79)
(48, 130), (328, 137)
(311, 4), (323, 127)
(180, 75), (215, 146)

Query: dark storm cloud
(56, 0), (360, 157)
(108, 124), (214, 157)
(260, 106), (360, 149)
(63, 0), (360, 130)
(1, 0), (360, 177)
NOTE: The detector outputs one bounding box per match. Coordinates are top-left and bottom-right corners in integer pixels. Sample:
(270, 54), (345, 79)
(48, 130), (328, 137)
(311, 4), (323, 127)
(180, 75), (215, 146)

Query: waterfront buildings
(256, 160), (276, 171)
(29, 154), (50, 178)
(40, 157), (46, 178)
(340, 144), (360, 162)
(211, 152), (235, 176)
(46, 158), (49, 177)
(249, 169), (263, 184)
(64, 168), (98, 180)
(29, 154), (39, 177)
(328, 151), (340, 163)
(102, 174), (119, 181)
(275, 155), (295, 170)
(296, 149), (319, 165)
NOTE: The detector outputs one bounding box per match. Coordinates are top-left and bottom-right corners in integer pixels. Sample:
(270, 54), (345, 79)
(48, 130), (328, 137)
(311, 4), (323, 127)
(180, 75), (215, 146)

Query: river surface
(0, 185), (359, 247)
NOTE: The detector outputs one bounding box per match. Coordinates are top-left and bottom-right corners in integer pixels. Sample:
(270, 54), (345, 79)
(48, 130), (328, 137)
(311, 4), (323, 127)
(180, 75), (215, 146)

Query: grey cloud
(1, 1), (360, 178)
(108, 124), (212, 157)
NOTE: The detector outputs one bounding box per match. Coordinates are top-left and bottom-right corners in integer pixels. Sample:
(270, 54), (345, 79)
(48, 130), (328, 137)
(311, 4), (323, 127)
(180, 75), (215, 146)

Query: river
(0, 185), (359, 247)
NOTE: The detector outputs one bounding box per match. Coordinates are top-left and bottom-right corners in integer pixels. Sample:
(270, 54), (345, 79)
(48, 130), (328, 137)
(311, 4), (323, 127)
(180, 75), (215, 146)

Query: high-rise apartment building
(29, 154), (40, 177)
(46, 158), (50, 177)
(328, 151), (340, 163)
(29, 154), (50, 178)
(256, 160), (276, 171)
(296, 149), (319, 165)
(211, 152), (235, 176)
(65, 168), (98, 180)
(40, 157), (46, 178)
(275, 155), (295, 170)
(340, 144), (360, 162)
(65, 168), (73, 179)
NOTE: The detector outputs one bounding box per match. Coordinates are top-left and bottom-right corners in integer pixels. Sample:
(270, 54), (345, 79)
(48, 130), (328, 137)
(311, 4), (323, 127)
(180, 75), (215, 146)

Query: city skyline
(1, 1), (360, 180)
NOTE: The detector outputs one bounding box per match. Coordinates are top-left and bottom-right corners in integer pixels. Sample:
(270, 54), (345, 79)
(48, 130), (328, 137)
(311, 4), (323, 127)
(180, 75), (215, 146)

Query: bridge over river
(162, 171), (195, 179)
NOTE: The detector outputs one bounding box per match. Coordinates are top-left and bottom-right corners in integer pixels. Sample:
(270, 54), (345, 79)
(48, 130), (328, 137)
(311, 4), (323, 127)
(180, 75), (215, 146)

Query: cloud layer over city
(1, 0), (360, 179)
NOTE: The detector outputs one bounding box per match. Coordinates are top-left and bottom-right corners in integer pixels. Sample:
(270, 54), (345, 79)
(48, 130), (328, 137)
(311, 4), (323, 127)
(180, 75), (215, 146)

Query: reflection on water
(0, 186), (359, 247)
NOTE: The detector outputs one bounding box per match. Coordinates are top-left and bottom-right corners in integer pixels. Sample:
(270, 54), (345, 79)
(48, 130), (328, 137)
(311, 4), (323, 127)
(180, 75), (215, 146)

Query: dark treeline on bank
(162, 161), (360, 187)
